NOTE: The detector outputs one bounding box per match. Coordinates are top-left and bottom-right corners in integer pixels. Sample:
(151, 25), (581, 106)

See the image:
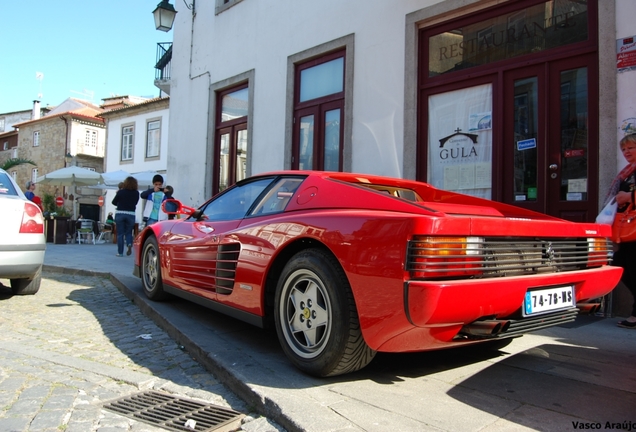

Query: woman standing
(111, 176), (139, 257)
(605, 134), (636, 328)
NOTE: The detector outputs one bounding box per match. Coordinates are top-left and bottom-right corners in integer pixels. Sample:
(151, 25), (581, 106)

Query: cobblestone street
(0, 271), (282, 432)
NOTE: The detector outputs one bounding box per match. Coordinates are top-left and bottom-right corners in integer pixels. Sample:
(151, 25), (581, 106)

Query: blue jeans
(115, 213), (135, 255)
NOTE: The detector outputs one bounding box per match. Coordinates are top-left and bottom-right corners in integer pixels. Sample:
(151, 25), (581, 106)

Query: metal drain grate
(103, 390), (244, 432)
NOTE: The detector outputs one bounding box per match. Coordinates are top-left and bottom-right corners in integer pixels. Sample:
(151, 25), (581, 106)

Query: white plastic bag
(596, 198), (617, 225)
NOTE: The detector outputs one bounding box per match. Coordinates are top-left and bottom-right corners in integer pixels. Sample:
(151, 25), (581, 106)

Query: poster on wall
(428, 84), (493, 199)
(617, 36), (636, 72)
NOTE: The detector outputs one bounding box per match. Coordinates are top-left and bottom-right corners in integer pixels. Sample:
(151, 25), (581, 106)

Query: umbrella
(100, 169), (130, 187)
(37, 166), (102, 187)
(100, 169), (166, 188)
(132, 170), (167, 188)
(37, 166), (102, 218)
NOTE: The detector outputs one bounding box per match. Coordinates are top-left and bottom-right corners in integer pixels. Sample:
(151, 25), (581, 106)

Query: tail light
(20, 201), (45, 234)
(587, 237), (611, 268)
(407, 236), (483, 279)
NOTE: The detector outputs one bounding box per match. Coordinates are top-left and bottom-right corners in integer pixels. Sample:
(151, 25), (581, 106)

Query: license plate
(523, 286), (575, 316)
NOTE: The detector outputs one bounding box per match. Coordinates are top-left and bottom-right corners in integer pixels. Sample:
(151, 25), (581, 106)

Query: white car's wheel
(11, 266), (42, 295)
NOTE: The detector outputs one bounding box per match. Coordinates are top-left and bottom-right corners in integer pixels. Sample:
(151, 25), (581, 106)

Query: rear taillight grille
(407, 236), (612, 280)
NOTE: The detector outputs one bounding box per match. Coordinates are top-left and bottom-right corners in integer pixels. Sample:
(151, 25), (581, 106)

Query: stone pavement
(0, 254), (284, 431)
(17, 242), (636, 432)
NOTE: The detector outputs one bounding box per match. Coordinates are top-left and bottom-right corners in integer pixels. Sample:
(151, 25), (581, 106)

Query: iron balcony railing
(155, 42), (172, 81)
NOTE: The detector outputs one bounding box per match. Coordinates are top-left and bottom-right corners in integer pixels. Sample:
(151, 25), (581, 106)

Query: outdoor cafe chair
(75, 219), (95, 245)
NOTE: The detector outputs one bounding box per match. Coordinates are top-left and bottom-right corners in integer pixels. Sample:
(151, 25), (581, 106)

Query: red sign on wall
(55, 196), (64, 206)
(98, 196), (104, 207)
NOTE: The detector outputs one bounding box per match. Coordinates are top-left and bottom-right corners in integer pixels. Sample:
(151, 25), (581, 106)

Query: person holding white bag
(603, 133), (636, 328)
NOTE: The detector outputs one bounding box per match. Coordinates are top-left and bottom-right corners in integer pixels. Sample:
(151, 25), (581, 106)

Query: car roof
(253, 170), (418, 187)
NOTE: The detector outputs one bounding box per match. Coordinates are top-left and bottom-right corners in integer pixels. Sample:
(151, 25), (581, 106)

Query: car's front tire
(10, 266), (42, 295)
(274, 249), (376, 377)
(141, 236), (167, 301)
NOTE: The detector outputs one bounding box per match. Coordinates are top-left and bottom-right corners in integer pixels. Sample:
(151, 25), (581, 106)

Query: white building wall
(168, 0), (441, 207)
(167, 0), (621, 210)
(68, 123), (105, 158)
(103, 107), (170, 224)
(616, 0), (636, 173)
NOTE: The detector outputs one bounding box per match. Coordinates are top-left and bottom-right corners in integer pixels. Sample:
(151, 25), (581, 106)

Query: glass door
(503, 54), (598, 220)
(503, 65), (546, 213)
(546, 54), (598, 221)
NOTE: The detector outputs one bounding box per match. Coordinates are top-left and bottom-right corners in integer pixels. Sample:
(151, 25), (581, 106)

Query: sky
(0, 0), (172, 114)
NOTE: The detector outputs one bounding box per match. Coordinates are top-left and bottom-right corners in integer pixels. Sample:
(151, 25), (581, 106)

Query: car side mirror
(162, 199), (197, 217)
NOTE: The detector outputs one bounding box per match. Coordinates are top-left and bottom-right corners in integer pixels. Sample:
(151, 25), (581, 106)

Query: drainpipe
(61, 115), (70, 163)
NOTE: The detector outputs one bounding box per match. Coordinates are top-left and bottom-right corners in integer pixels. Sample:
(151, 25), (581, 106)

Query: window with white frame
(31, 168), (38, 183)
(85, 129), (97, 148)
(11, 171), (17, 180)
(121, 125), (134, 161)
(3, 141), (8, 150)
(33, 131), (40, 147)
(146, 120), (160, 158)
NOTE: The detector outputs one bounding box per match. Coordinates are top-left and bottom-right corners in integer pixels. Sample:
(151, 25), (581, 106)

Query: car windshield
(0, 173), (19, 196)
(200, 178), (275, 221)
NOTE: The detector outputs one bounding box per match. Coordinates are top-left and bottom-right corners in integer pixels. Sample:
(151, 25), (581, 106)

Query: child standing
(163, 185), (177, 220)
(141, 174), (167, 225)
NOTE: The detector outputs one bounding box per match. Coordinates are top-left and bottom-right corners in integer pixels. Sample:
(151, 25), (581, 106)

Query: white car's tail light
(20, 202), (44, 234)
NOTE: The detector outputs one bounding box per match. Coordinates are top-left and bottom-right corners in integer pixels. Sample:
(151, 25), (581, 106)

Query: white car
(0, 168), (46, 294)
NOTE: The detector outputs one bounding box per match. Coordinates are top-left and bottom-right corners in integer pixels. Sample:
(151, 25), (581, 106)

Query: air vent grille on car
(215, 243), (240, 295)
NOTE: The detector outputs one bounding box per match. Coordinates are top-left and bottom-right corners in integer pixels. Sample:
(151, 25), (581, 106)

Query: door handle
(549, 164), (558, 171)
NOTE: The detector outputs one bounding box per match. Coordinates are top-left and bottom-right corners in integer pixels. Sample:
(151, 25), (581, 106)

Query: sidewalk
(44, 241), (136, 277)
(42, 242), (636, 432)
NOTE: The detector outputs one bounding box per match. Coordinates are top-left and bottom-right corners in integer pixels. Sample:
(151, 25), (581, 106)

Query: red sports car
(133, 171), (622, 377)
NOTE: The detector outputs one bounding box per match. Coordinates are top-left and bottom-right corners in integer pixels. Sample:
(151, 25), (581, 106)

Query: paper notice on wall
(617, 35), (636, 72)
(444, 165), (460, 190)
(568, 178), (587, 193)
(475, 163), (491, 188)
(468, 112), (492, 131)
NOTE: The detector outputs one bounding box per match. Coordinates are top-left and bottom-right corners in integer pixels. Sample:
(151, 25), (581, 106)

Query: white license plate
(523, 286), (575, 316)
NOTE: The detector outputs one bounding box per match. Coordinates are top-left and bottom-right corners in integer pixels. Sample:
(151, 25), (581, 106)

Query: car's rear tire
(11, 266), (42, 295)
(141, 236), (167, 301)
(274, 249), (376, 377)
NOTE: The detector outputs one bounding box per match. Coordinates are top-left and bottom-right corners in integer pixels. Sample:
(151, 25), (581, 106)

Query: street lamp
(153, 0), (177, 32)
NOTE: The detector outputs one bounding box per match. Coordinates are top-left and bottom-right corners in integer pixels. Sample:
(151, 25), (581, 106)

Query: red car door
(161, 219), (242, 301)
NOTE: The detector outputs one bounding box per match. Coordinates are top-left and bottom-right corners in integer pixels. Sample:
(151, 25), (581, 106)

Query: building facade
(11, 99), (106, 220)
(164, 0), (629, 221)
(98, 97), (170, 224)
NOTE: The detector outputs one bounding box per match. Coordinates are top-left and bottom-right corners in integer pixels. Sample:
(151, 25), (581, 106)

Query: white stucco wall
(166, 0), (622, 211)
(616, 0), (636, 173)
(167, 0), (444, 207)
(103, 106), (169, 223)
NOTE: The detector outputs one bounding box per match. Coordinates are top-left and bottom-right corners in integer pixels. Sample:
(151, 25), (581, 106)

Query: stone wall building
(11, 98), (106, 220)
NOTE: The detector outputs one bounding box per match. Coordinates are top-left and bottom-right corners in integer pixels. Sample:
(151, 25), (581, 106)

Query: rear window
(0, 173), (19, 196)
(357, 184), (423, 202)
